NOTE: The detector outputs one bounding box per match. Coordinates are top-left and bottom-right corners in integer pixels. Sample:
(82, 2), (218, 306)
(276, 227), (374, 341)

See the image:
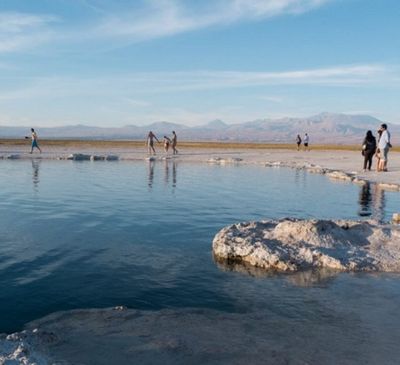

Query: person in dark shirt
(362, 130), (376, 171)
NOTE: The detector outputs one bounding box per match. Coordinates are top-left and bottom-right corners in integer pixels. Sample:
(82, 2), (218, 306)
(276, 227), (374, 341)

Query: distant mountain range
(0, 113), (398, 144)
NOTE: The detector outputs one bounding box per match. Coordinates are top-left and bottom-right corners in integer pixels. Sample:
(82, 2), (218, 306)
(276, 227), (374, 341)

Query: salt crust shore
(2, 305), (400, 365)
(213, 219), (400, 272)
(1, 146), (399, 190)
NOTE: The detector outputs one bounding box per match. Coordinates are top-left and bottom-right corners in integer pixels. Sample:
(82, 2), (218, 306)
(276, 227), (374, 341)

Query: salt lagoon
(1, 159), (400, 364)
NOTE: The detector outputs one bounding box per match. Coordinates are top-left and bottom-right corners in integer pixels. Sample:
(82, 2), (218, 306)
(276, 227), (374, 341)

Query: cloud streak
(0, 12), (57, 53)
(0, 64), (394, 102)
(0, 0), (334, 53)
(95, 0), (333, 41)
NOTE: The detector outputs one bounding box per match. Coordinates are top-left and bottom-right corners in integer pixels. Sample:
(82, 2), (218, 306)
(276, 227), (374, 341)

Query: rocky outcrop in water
(213, 219), (400, 272)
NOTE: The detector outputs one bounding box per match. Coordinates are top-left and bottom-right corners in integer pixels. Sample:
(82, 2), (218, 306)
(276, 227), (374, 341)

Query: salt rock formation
(67, 153), (91, 161)
(6, 154), (22, 160)
(325, 170), (354, 182)
(0, 330), (53, 365)
(213, 219), (400, 272)
(90, 155), (106, 161)
(105, 155), (119, 161)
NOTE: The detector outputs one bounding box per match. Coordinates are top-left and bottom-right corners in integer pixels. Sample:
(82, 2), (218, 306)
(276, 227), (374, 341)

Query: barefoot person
(28, 128), (42, 154)
(171, 131), (178, 155)
(296, 134), (302, 151)
(361, 130), (376, 171)
(377, 124), (391, 172)
(146, 131), (159, 155)
(163, 136), (171, 154)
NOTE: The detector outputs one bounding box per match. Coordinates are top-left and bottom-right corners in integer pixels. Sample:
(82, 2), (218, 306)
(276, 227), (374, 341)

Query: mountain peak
(204, 119), (227, 129)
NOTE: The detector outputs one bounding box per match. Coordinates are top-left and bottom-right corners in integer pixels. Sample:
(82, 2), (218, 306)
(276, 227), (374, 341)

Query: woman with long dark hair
(362, 130), (376, 171)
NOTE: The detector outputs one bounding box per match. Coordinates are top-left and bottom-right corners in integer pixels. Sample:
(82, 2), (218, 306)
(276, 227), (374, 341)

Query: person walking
(146, 131), (159, 155)
(163, 136), (171, 154)
(171, 131), (178, 155)
(28, 128), (42, 154)
(303, 133), (310, 151)
(296, 134), (302, 151)
(377, 124), (391, 172)
(361, 130), (376, 171)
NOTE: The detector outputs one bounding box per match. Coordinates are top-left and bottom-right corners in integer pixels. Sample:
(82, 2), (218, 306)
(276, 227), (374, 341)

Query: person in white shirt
(303, 133), (310, 151)
(378, 124), (391, 172)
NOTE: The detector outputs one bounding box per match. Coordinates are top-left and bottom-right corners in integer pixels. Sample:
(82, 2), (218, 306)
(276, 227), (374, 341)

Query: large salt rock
(213, 219), (400, 272)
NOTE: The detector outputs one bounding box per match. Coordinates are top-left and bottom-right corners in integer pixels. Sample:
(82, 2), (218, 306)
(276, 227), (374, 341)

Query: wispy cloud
(94, 0), (333, 41)
(0, 1), (335, 53)
(0, 12), (57, 53)
(0, 64), (394, 102)
(0, 64), (398, 126)
(123, 98), (151, 107)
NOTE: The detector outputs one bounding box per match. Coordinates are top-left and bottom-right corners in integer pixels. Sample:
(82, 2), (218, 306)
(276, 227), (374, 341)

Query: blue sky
(0, 0), (399, 127)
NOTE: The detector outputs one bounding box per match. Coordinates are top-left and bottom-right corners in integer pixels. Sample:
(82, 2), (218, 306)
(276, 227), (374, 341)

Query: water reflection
(163, 160), (169, 186)
(358, 183), (386, 221)
(172, 161), (177, 188)
(147, 161), (155, 189)
(372, 184), (386, 222)
(31, 159), (40, 191)
(147, 160), (178, 189)
(214, 257), (340, 287)
(358, 183), (372, 217)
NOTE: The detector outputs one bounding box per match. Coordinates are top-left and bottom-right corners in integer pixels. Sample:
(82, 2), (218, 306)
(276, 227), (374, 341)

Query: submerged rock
(213, 218), (400, 272)
(67, 153), (91, 161)
(6, 154), (22, 160)
(105, 155), (119, 161)
(90, 155), (106, 161)
(0, 330), (52, 365)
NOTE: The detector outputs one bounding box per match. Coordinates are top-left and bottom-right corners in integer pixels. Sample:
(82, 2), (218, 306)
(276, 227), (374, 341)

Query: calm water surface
(1, 159), (400, 359)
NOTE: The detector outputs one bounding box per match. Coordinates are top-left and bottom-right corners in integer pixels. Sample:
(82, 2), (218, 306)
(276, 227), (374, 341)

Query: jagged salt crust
(0, 329), (55, 365)
(213, 219), (400, 272)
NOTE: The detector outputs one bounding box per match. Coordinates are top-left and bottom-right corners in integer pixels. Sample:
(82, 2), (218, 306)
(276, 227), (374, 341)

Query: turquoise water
(1, 159), (400, 357)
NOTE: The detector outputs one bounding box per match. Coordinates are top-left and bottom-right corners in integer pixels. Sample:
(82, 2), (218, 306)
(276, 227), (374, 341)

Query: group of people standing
(296, 133), (310, 151)
(147, 131), (178, 156)
(362, 123), (391, 172)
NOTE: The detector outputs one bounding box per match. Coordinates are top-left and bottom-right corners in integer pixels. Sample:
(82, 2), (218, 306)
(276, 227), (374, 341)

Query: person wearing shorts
(377, 124), (391, 172)
(30, 128), (42, 154)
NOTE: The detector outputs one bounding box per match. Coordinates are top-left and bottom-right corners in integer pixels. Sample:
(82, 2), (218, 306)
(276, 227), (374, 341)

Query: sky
(0, 0), (399, 127)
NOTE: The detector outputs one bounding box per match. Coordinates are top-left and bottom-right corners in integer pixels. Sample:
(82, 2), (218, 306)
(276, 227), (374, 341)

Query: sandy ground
(1, 143), (399, 187)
